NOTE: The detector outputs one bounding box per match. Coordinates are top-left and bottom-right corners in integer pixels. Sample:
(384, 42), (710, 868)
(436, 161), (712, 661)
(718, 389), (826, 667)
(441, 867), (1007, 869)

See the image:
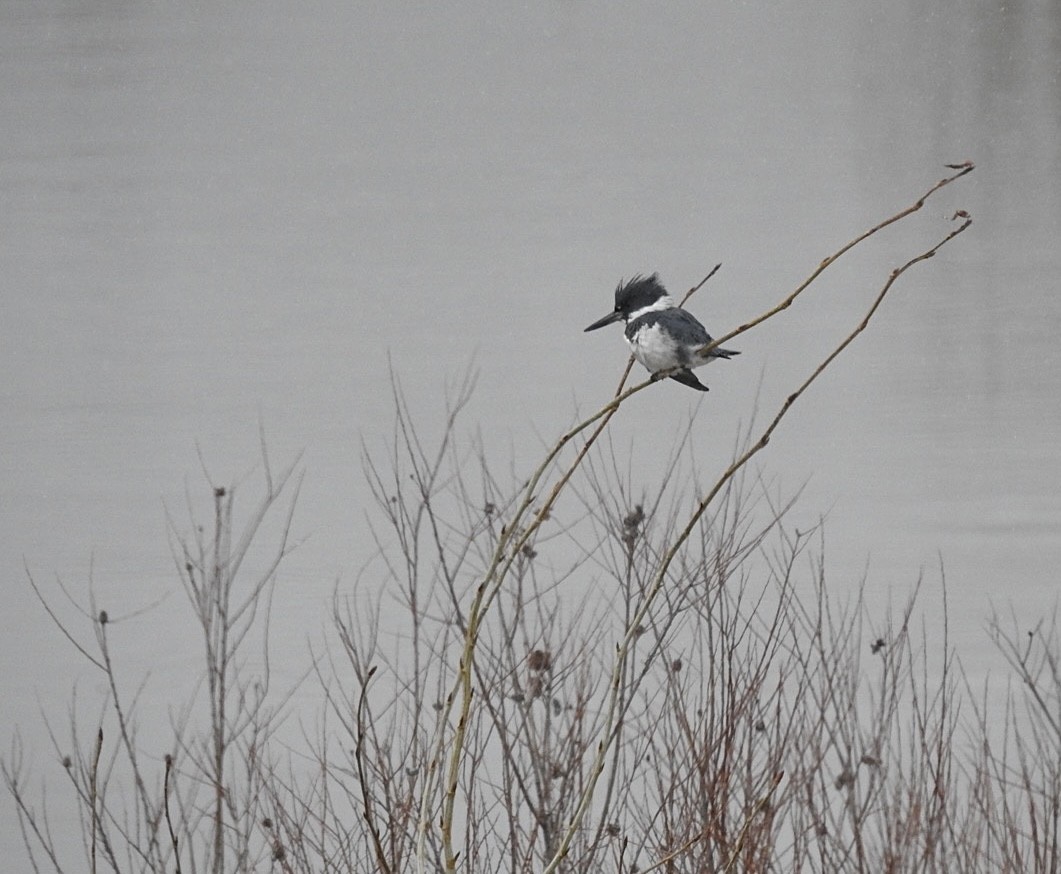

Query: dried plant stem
(429, 367), (655, 870)
(542, 179), (975, 873)
(164, 754), (182, 874)
(633, 771), (783, 874)
(90, 727), (102, 874)
(721, 772), (784, 873)
(356, 665), (393, 874)
(700, 161), (974, 356)
(430, 362), (657, 869)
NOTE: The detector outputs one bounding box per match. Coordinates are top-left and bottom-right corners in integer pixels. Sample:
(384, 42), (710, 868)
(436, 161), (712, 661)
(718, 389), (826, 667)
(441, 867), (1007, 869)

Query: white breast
(626, 322), (684, 373)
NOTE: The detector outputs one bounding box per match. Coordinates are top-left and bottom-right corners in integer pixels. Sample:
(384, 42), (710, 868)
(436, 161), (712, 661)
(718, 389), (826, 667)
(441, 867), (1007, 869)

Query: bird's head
(584, 273), (671, 332)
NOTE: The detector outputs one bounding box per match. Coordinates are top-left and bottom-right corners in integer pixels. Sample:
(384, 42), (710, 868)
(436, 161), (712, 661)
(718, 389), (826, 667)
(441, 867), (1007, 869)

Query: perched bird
(584, 274), (739, 391)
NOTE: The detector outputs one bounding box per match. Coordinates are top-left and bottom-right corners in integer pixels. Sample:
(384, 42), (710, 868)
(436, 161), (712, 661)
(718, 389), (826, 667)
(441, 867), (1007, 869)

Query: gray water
(3, 0), (1060, 863)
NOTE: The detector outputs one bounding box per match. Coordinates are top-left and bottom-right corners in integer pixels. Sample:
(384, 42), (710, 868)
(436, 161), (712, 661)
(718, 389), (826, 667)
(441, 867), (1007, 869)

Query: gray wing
(641, 309), (712, 346)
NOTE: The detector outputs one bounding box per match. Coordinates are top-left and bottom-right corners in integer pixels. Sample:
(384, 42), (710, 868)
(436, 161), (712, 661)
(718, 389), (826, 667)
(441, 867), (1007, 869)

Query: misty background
(3, 0), (1059, 862)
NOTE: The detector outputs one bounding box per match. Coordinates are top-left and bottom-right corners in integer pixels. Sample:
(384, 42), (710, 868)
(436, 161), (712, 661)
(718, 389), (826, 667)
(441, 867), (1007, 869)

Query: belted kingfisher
(584, 274), (739, 391)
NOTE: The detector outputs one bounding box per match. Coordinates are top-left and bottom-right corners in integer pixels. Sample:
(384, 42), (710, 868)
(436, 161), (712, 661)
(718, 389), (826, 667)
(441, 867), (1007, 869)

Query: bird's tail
(704, 346), (740, 360)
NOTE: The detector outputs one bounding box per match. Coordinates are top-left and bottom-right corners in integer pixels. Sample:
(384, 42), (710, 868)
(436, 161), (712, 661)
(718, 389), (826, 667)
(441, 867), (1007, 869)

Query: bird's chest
(625, 322), (684, 372)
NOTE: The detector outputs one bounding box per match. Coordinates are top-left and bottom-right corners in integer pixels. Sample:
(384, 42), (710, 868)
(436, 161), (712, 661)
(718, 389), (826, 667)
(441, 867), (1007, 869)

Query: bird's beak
(584, 310), (623, 332)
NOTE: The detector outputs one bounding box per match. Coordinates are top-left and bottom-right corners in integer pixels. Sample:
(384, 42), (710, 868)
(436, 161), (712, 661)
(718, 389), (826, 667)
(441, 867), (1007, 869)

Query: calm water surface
(2, 0), (1059, 862)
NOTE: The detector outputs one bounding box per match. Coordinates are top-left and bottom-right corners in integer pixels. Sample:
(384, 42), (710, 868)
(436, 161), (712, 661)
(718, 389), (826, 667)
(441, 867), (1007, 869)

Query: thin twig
(164, 753), (182, 874)
(90, 727), (102, 874)
(356, 665), (393, 874)
(697, 161), (975, 358)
